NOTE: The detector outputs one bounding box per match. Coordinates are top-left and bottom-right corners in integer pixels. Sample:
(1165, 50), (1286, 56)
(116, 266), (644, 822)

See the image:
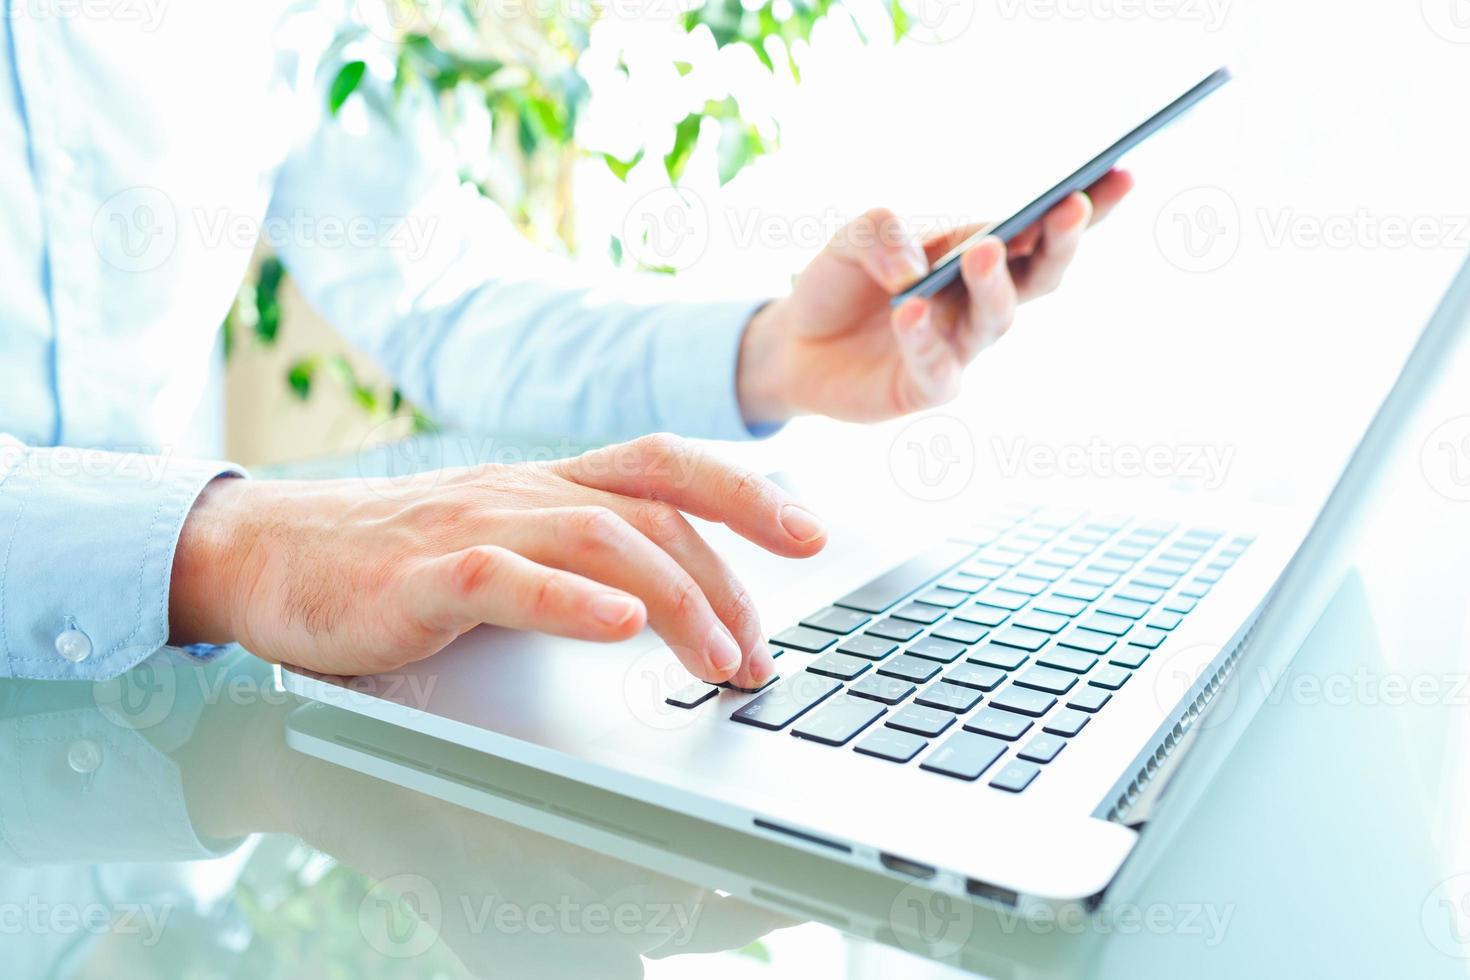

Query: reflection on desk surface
(1, 571), (1464, 979)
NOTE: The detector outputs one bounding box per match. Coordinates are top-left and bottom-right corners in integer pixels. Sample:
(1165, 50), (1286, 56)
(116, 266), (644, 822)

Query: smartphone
(893, 66), (1232, 306)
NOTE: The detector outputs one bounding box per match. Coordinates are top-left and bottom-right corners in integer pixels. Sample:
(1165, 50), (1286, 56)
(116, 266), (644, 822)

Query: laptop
(279, 253), (1470, 916)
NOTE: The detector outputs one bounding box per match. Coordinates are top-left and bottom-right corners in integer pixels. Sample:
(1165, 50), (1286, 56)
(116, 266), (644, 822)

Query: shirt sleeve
(266, 45), (773, 444)
(0, 435), (243, 681)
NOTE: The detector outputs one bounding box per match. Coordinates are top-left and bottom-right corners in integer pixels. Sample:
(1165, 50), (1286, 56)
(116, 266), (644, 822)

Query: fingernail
(779, 504), (826, 543)
(707, 622), (742, 675)
(592, 594), (640, 626)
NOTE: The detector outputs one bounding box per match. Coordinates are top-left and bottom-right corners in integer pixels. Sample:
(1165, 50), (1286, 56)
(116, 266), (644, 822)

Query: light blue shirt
(0, 2), (763, 681)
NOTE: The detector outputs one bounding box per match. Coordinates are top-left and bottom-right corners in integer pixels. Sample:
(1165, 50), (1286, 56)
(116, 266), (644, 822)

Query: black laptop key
(854, 728), (928, 763)
(931, 620), (989, 645)
(1036, 648), (1097, 674)
(1179, 580), (1212, 599)
(769, 626), (837, 653)
(866, 618), (923, 642)
(730, 674), (841, 730)
(962, 707), (1033, 741)
(1054, 580), (1105, 602)
(938, 573), (989, 593)
(997, 575), (1046, 596)
(892, 601), (946, 625)
(991, 626), (1051, 652)
(1089, 665), (1132, 690)
(987, 686), (1057, 717)
(800, 607), (871, 635)
(1033, 594), (1088, 618)
(920, 731), (1009, 781)
(916, 587), (969, 609)
(834, 540), (976, 613)
(1013, 665), (1078, 695)
(1148, 611), (1184, 631)
(887, 704), (956, 738)
(1115, 583), (1166, 604)
(807, 652), (872, 681)
(1067, 687), (1112, 712)
(1109, 647), (1150, 669)
(961, 559), (1011, 579)
(976, 588), (1031, 611)
(1128, 627), (1169, 650)
(836, 635), (898, 660)
(848, 674), (917, 705)
(791, 694), (886, 746)
(1163, 596), (1198, 614)
(944, 662), (1007, 691)
(877, 654), (941, 684)
(955, 603), (1010, 627)
(988, 760), (1041, 793)
(1132, 571), (1178, 590)
(915, 681), (984, 713)
(1097, 597), (1150, 620)
(1014, 610), (1069, 634)
(967, 643), (1029, 671)
(1043, 708), (1091, 737)
(1080, 613), (1134, 637)
(907, 637), (967, 664)
(1017, 733), (1067, 763)
(665, 681), (720, 709)
(1058, 628), (1115, 654)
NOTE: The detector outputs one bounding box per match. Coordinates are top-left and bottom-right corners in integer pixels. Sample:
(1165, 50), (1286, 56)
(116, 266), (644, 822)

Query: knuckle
(727, 467), (769, 512)
(634, 432), (684, 465)
(449, 546), (505, 597)
(724, 586), (760, 639)
(574, 505), (624, 544)
(638, 501), (686, 547)
(530, 568), (565, 617)
(667, 576), (705, 622)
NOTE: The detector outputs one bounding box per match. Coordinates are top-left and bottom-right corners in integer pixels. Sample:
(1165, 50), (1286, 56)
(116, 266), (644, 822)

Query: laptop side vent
(1105, 622), (1255, 825)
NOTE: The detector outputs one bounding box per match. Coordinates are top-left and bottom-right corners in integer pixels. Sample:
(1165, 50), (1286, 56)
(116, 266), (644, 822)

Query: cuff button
(55, 626), (93, 663)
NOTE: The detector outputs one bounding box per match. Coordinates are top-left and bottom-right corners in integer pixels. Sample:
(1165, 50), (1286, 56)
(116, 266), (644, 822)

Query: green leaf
(608, 235), (624, 264)
(716, 119), (766, 185)
(673, 60), (693, 77)
(328, 61), (366, 116)
(602, 149), (644, 182)
(888, 0), (911, 40)
(286, 358), (316, 400)
(663, 113), (702, 184)
(253, 256), (284, 345)
(743, 37), (775, 72)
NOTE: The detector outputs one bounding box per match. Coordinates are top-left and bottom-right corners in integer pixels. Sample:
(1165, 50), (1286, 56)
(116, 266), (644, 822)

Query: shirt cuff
(0, 438), (245, 681)
(649, 298), (785, 441)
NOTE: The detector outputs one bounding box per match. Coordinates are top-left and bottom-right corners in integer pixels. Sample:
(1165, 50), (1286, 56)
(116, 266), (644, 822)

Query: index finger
(549, 434), (827, 559)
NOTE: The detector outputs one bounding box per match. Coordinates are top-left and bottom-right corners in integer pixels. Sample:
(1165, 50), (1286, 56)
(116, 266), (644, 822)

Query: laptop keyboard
(665, 506), (1253, 794)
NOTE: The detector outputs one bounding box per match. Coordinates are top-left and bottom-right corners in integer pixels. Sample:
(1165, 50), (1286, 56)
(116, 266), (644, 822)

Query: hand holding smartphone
(893, 67), (1232, 306)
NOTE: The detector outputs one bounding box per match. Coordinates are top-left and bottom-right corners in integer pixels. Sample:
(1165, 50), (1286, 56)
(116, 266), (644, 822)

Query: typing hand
(736, 170), (1133, 426)
(168, 434), (825, 688)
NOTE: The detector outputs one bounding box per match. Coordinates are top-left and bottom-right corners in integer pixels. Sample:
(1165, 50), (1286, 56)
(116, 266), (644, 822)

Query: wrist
(169, 476), (253, 646)
(736, 300), (800, 428)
